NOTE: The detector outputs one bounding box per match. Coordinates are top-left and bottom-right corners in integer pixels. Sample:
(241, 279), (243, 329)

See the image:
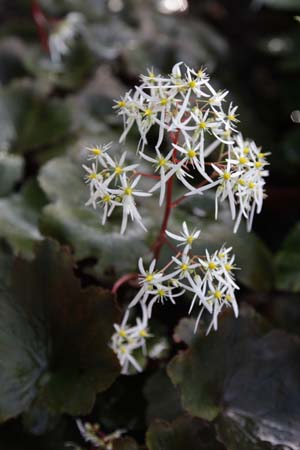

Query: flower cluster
(83, 143), (151, 234)
(187, 133), (270, 232)
(111, 221), (239, 374)
(84, 62), (269, 233)
(49, 12), (85, 64)
(75, 420), (124, 449)
(80, 63), (270, 375)
(110, 303), (151, 374)
(114, 62), (237, 153)
(130, 222), (239, 334)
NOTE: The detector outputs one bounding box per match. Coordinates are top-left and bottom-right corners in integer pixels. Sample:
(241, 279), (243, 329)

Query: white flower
(184, 130), (269, 233)
(105, 151), (139, 183)
(111, 302), (151, 374)
(86, 142), (113, 167)
(166, 221), (201, 254)
(168, 253), (199, 280)
(110, 175), (152, 234)
(76, 420), (124, 449)
(140, 147), (175, 204)
(129, 258), (165, 307)
(82, 162), (102, 191)
(146, 283), (184, 318)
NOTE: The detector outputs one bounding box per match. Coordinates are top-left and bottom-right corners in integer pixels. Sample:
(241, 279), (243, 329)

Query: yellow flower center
(255, 161), (262, 168)
(188, 80), (197, 89)
(160, 98), (168, 106)
(228, 114), (236, 121)
(258, 152), (265, 159)
(118, 329), (127, 337)
(124, 187), (133, 196)
(139, 329), (148, 337)
(214, 291), (222, 300)
(118, 100), (126, 108)
(158, 158), (167, 167)
(243, 147), (250, 155)
(145, 274), (154, 282)
(103, 194), (111, 202)
(248, 182), (255, 189)
(238, 179), (245, 186)
(208, 262), (216, 270)
(239, 156), (248, 164)
(188, 149), (196, 158)
(199, 121), (207, 129)
(88, 172), (97, 180)
(115, 166), (123, 175)
(223, 172), (231, 181)
(91, 147), (101, 155)
(158, 289), (165, 297)
(181, 264), (188, 271)
(187, 236), (194, 245)
(225, 264), (232, 271)
(225, 294), (232, 302)
(144, 108), (153, 117)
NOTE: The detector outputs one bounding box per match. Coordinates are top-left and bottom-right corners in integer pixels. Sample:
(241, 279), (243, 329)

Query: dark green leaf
(260, 0), (300, 10)
(216, 330), (300, 450)
(276, 222), (300, 292)
(144, 369), (183, 424)
(146, 416), (224, 450)
(0, 180), (45, 258)
(0, 240), (119, 422)
(0, 82), (72, 154)
(0, 153), (24, 196)
(168, 307), (300, 449)
(112, 437), (140, 450)
(168, 306), (266, 421)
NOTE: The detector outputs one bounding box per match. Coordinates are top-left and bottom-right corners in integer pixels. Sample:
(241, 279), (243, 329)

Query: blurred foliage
(0, 0), (300, 449)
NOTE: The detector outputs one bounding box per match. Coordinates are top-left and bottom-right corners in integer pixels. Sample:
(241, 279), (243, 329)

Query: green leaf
(168, 307), (300, 449)
(215, 330), (300, 450)
(0, 38), (28, 85)
(260, 0), (300, 10)
(0, 82), (72, 154)
(0, 152), (24, 196)
(0, 180), (45, 258)
(95, 375), (147, 432)
(0, 240), (119, 422)
(168, 306), (266, 421)
(267, 293), (300, 336)
(112, 437), (140, 450)
(144, 369), (183, 425)
(0, 243), (13, 286)
(276, 222), (300, 292)
(146, 416), (224, 450)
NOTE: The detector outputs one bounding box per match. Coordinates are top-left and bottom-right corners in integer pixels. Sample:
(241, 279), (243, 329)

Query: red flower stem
(152, 130), (179, 259)
(31, 1), (49, 53)
(152, 176), (174, 259)
(111, 273), (138, 295)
